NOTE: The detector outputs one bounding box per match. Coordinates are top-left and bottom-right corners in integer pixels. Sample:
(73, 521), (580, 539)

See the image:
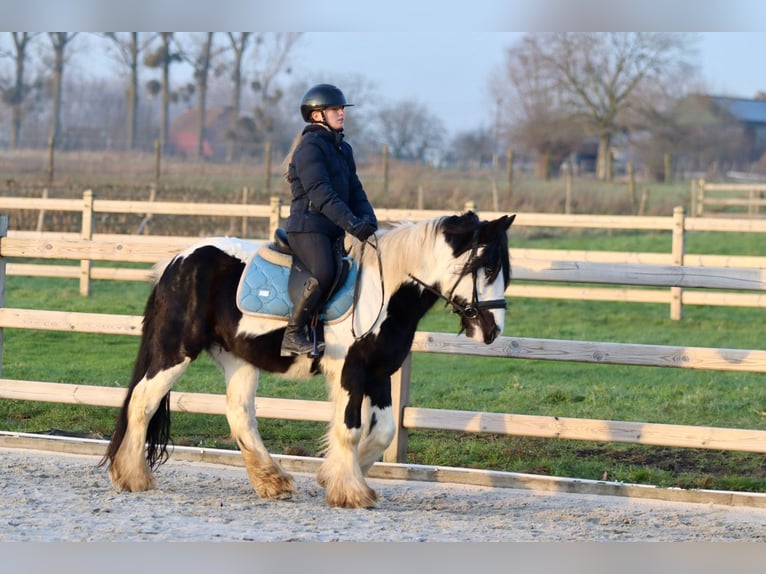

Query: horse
(100, 211), (516, 508)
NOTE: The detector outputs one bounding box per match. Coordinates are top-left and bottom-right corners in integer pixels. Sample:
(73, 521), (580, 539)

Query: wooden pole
(154, 139), (161, 185)
(269, 196), (282, 238)
(264, 141), (272, 195)
(627, 162), (636, 214)
(384, 353), (412, 463)
(241, 186), (249, 237)
(564, 163), (573, 214)
(47, 137), (55, 184)
(664, 152), (671, 184)
(79, 190), (94, 297)
(670, 206), (686, 320)
(0, 215), (7, 377)
(36, 188), (48, 232)
(382, 145), (389, 195)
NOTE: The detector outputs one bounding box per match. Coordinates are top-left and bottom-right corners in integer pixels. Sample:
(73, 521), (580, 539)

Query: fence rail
(3, 192), (766, 319)
(1, 213), (766, 469)
(691, 180), (766, 217)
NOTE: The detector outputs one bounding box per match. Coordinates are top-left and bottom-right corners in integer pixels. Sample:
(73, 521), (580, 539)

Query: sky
(2, 1), (766, 139)
(288, 32), (766, 137)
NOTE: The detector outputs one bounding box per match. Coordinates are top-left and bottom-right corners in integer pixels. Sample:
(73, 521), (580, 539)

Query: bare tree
(248, 33), (302, 143)
(46, 32), (78, 147)
(144, 32), (182, 151)
(496, 37), (586, 178)
(104, 32), (154, 150)
(502, 33), (697, 180)
(375, 100), (446, 162)
(1, 32), (41, 149)
(178, 32), (221, 160)
(224, 32), (251, 162)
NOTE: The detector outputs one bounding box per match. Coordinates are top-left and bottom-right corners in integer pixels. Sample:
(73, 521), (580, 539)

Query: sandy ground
(1, 446), (765, 542)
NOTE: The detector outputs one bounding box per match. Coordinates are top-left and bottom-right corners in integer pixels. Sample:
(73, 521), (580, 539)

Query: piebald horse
(101, 211), (515, 508)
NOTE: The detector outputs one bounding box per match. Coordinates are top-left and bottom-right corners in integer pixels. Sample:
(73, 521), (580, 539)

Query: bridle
(351, 229), (507, 340)
(407, 231), (507, 322)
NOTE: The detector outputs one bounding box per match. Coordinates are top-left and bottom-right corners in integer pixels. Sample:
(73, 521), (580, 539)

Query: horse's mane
(346, 212), (511, 288)
(345, 217), (445, 282)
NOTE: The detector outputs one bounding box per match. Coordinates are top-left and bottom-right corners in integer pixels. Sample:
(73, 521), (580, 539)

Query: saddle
(235, 228), (358, 323)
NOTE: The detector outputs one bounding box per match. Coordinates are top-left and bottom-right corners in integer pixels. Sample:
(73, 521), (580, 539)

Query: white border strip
(2, 431), (766, 508)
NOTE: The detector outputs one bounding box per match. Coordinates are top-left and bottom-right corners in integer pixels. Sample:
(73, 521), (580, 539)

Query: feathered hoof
(108, 463), (156, 492)
(247, 466), (296, 500)
(325, 481), (378, 509)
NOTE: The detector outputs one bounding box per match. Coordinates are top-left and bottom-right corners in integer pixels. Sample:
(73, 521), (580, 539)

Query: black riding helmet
(300, 84), (354, 122)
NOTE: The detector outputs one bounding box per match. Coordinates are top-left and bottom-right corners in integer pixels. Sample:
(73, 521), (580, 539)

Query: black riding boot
(280, 277), (326, 357)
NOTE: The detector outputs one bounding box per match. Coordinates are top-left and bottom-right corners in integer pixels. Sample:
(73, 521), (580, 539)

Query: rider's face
(319, 106), (345, 130)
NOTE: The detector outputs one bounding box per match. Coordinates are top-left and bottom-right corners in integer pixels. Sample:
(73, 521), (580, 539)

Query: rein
(350, 234), (385, 340)
(349, 228), (507, 340)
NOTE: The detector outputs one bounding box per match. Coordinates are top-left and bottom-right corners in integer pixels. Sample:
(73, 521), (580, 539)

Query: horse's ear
(478, 214), (516, 243)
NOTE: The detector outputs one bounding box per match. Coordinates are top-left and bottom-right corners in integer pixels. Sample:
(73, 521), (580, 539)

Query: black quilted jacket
(285, 124), (377, 237)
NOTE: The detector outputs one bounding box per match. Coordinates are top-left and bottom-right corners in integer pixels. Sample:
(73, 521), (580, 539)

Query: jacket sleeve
(292, 139), (361, 231)
(345, 146), (377, 226)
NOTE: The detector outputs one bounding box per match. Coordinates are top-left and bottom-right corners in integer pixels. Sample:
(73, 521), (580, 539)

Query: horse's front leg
(358, 404), (396, 475)
(213, 347), (295, 500)
(318, 372), (377, 508)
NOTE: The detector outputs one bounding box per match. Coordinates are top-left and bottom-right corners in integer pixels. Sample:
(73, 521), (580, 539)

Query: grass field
(2, 226), (765, 493)
(1, 156), (764, 492)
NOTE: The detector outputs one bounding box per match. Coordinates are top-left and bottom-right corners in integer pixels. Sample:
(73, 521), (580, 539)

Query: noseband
(408, 232), (507, 321)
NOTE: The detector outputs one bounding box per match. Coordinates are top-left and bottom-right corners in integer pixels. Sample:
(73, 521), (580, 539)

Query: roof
(709, 96), (766, 124)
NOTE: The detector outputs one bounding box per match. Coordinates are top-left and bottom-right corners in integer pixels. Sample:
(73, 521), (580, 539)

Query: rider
(280, 83), (378, 357)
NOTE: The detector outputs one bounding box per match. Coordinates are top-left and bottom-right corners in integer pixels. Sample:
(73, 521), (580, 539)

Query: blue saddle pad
(236, 247), (358, 322)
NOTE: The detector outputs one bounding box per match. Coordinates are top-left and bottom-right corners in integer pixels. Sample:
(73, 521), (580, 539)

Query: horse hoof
(326, 484), (378, 509)
(108, 466), (156, 492)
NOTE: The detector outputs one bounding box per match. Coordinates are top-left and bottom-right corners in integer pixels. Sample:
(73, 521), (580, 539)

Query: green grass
(2, 227), (766, 491)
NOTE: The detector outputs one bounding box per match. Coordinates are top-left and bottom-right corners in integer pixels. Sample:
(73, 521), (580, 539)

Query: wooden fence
(2, 213), (766, 467)
(691, 180), (766, 217)
(2, 191), (766, 319)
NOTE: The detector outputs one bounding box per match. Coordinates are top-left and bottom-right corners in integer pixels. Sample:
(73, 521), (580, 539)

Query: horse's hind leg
(109, 358), (191, 491)
(212, 347), (295, 500)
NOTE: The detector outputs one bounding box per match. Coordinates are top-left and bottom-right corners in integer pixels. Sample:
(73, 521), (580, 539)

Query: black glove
(348, 219), (377, 241)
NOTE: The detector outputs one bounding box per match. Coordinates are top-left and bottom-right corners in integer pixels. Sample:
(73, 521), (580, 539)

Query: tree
(495, 37), (586, 178)
(248, 33), (302, 144)
(448, 128), (496, 168)
(1, 32), (40, 149)
(46, 32), (78, 147)
(224, 32), (251, 162)
(637, 94), (746, 179)
(179, 32), (220, 160)
(104, 32), (154, 150)
(502, 33), (697, 180)
(375, 99), (446, 163)
(144, 32), (182, 151)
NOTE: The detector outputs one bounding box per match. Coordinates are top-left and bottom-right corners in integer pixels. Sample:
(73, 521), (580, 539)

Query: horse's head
(427, 212), (516, 344)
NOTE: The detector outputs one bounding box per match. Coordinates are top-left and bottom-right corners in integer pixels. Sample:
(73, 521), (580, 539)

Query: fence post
(241, 187), (249, 237)
(627, 162), (636, 214)
(80, 190), (94, 297)
(384, 353), (412, 463)
(697, 179), (705, 216)
(0, 214), (7, 377)
(264, 142), (272, 195)
(36, 188), (48, 232)
(382, 145), (389, 195)
(268, 196), (282, 238)
(670, 205), (686, 320)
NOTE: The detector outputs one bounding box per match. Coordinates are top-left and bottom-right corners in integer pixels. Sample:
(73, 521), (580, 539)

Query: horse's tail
(99, 286), (172, 470)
